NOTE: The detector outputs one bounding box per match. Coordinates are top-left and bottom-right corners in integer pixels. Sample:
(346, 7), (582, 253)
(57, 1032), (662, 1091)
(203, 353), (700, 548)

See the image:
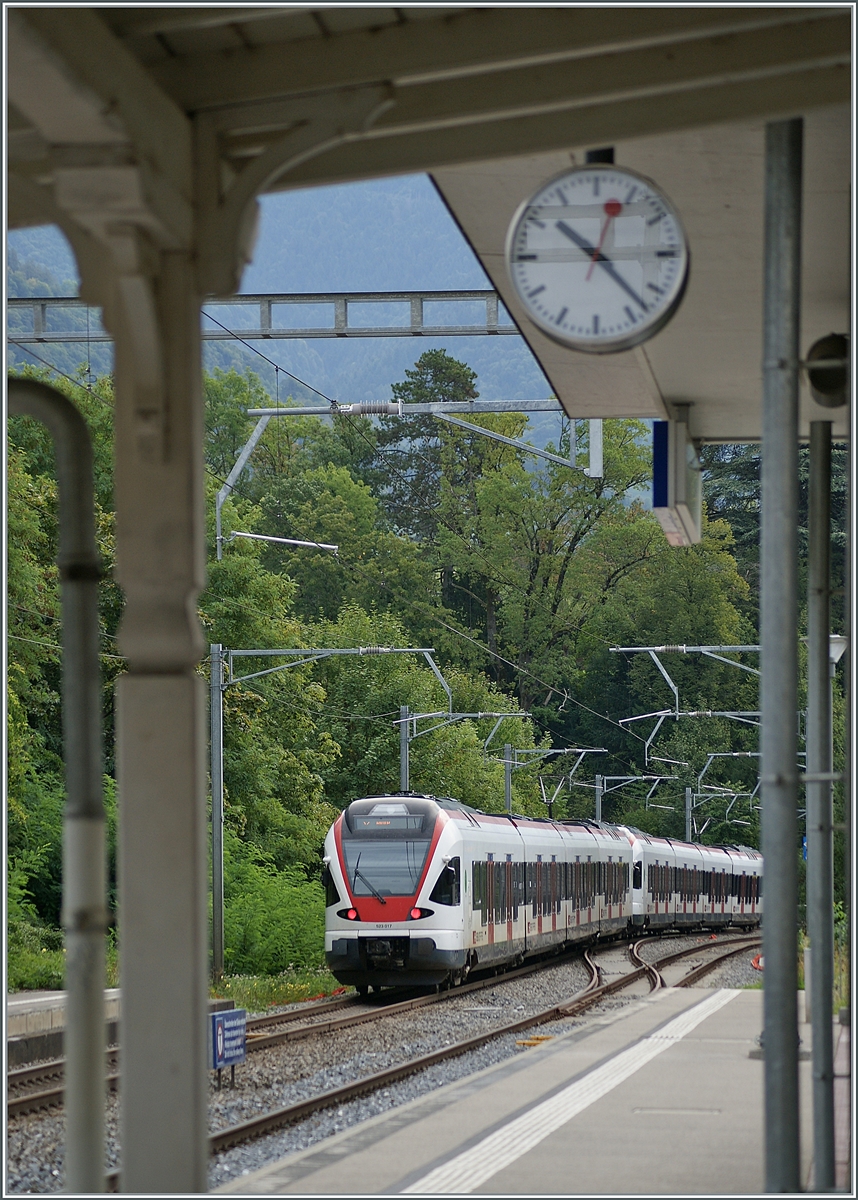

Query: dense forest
(7, 350), (847, 992)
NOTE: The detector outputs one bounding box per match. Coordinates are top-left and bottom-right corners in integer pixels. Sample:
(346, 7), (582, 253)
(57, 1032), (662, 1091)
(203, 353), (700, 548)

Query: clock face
(505, 165), (690, 354)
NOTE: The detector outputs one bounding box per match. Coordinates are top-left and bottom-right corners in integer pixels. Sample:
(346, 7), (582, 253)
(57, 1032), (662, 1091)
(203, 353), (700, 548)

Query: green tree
(436, 419), (655, 709)
(306, 604), (546, 814)
(200, 532), (340, 869)
(375, 349), (479, 539)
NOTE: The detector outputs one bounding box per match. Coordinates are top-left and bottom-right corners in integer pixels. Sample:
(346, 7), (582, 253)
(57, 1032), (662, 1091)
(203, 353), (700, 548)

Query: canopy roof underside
(7, 5), (853, 439)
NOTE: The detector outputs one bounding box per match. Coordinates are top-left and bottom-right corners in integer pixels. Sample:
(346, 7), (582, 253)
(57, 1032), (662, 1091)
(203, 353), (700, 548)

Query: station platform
(6, 989), (233, 1067)
(221, 987), (851, 1196)
(7, 989), (122, 1037)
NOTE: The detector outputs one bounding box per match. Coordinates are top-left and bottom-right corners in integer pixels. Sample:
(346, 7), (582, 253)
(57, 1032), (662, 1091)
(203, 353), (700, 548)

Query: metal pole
(685, 787), (692, 842)
(400, 706), (410, 792)
(595, 775), (603, 822)
(8, 378), (106, 1192)
(505, 745), (512, 813)
(806, 422), (835, 1189)
(844, 442), (852, 1028)
(216, 415), (271, 560)
(760, 116), (802, 1193)
(211, 645), (225, 979)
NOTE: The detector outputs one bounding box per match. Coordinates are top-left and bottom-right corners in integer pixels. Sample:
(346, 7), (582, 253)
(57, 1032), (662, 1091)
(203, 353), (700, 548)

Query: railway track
(5, 939), (608, 1114)
(8, 929), (760, 1161)
(199, 931), (761, 1160)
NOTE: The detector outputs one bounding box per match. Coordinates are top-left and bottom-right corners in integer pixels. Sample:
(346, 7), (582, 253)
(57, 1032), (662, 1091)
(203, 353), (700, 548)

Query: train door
(506, 856), (514, 944)
(486, 853), (495, 944)
(554, 854), (561, 936)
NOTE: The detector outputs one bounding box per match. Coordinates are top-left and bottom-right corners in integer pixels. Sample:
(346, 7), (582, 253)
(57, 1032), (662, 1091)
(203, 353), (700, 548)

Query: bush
(7, 918), (65, 991)
(224, 833), (326, 975)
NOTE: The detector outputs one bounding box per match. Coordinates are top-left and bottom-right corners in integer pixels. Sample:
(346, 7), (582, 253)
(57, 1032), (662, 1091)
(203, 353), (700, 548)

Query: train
(323, 792), (763, 992)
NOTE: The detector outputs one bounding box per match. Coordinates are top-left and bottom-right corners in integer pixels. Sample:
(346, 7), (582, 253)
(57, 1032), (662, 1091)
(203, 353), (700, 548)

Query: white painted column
(112, 250), (209, 1192)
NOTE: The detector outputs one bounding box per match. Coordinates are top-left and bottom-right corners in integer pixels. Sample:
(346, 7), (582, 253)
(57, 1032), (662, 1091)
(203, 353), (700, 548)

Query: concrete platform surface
(6, 988), (122, 1036)
(220, 986), (827, 1195)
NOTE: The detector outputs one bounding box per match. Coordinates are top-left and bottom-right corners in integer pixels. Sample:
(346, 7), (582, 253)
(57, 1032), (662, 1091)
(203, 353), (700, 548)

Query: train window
(429, 857), (460, 906)
(472, 861), (487, 924)
(342, 838), (432, 898)
(321, 863), (341, 908)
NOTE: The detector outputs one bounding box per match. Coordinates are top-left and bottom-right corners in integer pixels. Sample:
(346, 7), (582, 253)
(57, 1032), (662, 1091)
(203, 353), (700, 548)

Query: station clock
(505, 164), (690, 354)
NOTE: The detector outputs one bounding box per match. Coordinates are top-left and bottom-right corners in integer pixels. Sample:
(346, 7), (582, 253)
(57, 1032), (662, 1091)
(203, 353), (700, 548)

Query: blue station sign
(210, 1008), (247, 1071)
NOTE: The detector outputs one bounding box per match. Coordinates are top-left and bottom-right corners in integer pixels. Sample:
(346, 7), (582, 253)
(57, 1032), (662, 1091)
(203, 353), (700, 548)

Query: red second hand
(585, 198), (622, 281)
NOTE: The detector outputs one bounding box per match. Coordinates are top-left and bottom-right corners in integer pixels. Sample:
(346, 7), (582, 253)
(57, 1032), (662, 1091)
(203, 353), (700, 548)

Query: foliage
(15, 345), (838, 988)
(375, 349), (480, 539)
(222, 832), (327, 974)
(210, 969), (346, 1012)
(305, 604), (543, 814)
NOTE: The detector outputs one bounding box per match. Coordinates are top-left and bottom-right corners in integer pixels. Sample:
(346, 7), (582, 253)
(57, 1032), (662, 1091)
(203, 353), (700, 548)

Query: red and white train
(323, 793), (763, 991)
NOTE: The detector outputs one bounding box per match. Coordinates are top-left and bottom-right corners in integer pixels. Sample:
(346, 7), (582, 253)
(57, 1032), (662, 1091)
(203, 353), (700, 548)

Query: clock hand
(585, 199), (622, 281)
(556, 220), (648, 312)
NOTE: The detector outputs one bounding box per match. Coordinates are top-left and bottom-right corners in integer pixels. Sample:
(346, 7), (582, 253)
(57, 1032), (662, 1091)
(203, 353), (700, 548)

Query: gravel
(5, 933), (763, 1194)
(635, 929), (764, 990)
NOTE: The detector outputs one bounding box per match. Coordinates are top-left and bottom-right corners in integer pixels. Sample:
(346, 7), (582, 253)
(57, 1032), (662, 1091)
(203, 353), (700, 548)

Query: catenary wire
(10, 357), (692, 764)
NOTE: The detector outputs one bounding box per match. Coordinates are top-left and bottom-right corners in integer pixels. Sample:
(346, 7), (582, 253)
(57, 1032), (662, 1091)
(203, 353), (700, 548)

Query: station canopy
(7, 6), (851, 440)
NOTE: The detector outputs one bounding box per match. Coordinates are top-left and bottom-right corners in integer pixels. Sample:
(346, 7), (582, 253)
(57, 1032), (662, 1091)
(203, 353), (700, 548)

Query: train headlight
(408, 907), (434, 920)
(337, 907), (360, 921)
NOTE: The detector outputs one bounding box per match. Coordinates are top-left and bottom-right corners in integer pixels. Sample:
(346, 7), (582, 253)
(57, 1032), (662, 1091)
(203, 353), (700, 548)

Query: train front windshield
(342, 800), (436, 898)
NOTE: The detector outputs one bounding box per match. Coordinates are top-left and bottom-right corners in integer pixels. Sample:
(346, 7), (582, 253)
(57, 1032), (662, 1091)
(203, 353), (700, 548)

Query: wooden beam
(260, 64), (850, 192)
(103, 6), (306, 38)
(213, 14), (849, 151)
(375, 15), (850, 136)
(145, 7), (840, 112)
(15, 9), (193, 206)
